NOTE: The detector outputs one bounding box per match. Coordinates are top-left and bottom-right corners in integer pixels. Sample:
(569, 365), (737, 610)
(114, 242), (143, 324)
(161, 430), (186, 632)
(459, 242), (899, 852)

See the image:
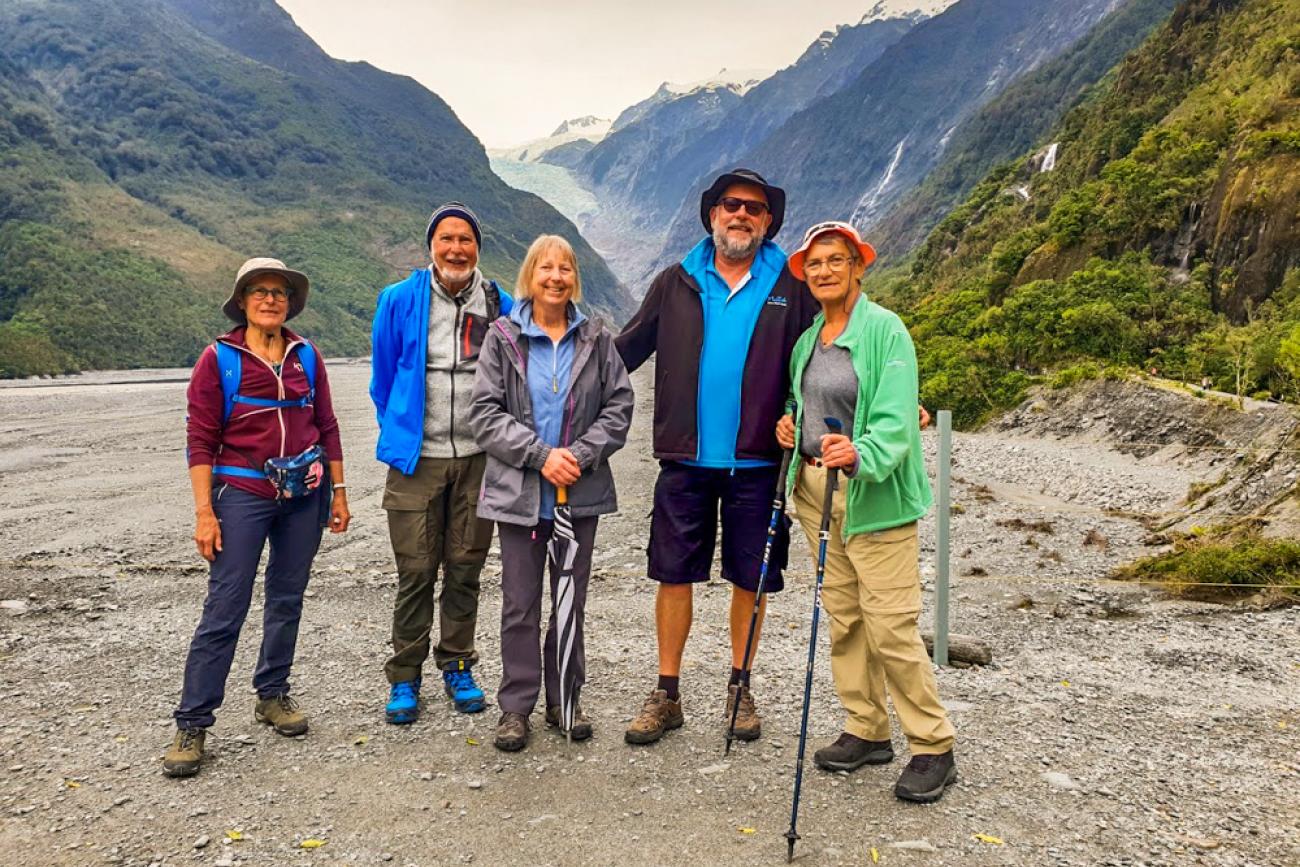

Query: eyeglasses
(717, 197), (769, 217)
(246, 287), (292, 301)
(802, 255), (855, 275)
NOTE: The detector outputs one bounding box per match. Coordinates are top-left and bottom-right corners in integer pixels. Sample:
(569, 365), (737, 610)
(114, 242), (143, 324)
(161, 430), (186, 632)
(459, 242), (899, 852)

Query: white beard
(712, 223), (762, 260)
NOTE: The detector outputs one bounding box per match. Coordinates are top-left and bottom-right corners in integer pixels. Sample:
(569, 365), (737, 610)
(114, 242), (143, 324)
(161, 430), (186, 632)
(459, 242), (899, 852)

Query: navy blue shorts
(647, 461), (791, 593)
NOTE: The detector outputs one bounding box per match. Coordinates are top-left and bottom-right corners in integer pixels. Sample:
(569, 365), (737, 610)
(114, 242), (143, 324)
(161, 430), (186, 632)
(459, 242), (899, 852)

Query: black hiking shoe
(813, 732), (894, 772)
(894, 750), (957, 803)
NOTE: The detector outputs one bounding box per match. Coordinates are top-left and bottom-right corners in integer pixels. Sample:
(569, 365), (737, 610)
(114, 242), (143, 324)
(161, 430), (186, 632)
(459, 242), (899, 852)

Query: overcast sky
(275, 1), (937, 148)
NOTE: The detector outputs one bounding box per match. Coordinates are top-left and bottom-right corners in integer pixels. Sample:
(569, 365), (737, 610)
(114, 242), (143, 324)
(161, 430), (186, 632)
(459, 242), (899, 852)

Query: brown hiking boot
(624, 689), (684, 745)
(162, 727), (206, 777)
(545, 705), (593, 741)
(494, 712), (530, 752)
(255, 694), (309, 736)
(726, 684), (761, 741)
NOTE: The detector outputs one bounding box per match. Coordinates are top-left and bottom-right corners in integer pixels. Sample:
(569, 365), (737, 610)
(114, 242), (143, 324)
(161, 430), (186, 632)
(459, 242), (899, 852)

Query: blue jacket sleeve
(369, 287), (397, 424)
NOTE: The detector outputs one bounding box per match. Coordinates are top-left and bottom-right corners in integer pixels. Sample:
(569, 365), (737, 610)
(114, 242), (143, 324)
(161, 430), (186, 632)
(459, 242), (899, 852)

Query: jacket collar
(218, 324), (304, 348)
(430, 265), (487, 302)
(809, 290), (871, 349)
(511, 299), (587, 340)
(680, 237), (786, 293)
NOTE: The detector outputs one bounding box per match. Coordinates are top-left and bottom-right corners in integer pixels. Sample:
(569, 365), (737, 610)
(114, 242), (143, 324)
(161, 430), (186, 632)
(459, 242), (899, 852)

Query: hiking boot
(443, 664), (486, 714)
(385, 678), (420, 725)
(894, 750), (958, 803)
(725, 683), (761, 741)
(814, 732), (894, 772)
(162, 727), (206, 778)
(624, 689), (684, 745)
(545, 705), (593, 741)
(255, 694), (309, 736)
(494, 712), (530, 752)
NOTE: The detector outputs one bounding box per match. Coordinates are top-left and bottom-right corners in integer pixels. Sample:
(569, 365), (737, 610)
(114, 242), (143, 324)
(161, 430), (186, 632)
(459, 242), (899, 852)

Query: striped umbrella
(549, 486), (580, 745)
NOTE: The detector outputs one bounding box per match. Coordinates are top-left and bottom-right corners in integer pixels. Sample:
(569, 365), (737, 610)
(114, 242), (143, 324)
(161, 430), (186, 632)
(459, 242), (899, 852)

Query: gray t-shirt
(800, 339), (858, 458)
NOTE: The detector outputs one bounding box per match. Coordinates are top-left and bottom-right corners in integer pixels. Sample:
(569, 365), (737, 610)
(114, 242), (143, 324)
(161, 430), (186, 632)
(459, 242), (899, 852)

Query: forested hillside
(0, 0), (632, 377)
(873, 0), (1300, 425)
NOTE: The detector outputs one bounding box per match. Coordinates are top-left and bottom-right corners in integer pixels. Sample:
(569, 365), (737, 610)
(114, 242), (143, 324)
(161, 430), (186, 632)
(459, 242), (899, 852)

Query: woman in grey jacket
(470, 235), (634, 752)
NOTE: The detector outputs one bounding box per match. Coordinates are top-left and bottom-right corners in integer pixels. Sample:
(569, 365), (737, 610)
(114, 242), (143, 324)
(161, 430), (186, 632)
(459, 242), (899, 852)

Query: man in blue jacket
(616, 170), (818, 745)
(370, 202), (513, 723)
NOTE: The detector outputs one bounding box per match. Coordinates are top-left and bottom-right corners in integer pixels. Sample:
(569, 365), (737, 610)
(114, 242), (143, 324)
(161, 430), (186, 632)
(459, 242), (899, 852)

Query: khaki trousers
(792, 463), (955, 754)
(383, 455), (492, 683)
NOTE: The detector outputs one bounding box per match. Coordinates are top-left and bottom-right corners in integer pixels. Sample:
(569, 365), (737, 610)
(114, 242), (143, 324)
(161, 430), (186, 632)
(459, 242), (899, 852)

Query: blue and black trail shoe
(385, 678), (421, 725)
(443, 663), (486, 714)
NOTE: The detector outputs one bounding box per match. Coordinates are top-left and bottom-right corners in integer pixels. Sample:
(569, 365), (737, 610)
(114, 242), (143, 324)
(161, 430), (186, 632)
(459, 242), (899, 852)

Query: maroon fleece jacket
(186, 326), (344, 499)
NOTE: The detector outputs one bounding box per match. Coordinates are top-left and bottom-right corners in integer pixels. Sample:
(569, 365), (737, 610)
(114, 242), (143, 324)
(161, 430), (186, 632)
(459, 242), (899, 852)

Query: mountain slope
(0, 0), (632, 377)
(649, 0), (1126, 271)
(887, 0), (1299, 424)
(575, 12), (920, 285)
(872, 0), (1180, 260)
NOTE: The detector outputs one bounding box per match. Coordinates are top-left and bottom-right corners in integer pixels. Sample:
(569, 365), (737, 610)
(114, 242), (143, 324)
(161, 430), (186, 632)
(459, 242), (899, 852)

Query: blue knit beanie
(425, 202), (483, 249)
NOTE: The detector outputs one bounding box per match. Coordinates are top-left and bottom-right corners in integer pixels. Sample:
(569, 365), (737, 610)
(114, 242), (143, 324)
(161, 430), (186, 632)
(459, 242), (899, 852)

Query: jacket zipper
(229, 339), (300, 459)
(449, 305), (460, 459)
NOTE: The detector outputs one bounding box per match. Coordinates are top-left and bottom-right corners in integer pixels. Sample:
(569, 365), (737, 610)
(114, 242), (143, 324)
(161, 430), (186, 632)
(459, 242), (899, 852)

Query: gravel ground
(0, 363), (1297, 867)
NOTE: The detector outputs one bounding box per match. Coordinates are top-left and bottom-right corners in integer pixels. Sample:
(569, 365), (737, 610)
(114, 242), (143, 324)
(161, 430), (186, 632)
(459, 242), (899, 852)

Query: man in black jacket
(616, 169), (818, 745)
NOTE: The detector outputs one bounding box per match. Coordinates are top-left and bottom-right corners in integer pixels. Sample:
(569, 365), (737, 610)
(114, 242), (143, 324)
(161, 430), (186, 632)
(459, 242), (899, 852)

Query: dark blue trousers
(174, 484), (324, 729)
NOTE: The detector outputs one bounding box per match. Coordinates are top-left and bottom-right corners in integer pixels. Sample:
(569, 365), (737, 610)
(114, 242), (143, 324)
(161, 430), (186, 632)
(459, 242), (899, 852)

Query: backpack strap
(487, 280), (513, 320)
(214, 340), (316, 428)
(214, 341), (242, 426)
(295, 340), (317, 400)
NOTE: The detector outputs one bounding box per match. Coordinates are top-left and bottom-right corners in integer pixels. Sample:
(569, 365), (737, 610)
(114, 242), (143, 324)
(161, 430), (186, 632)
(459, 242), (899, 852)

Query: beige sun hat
(222, 257), (310, 324)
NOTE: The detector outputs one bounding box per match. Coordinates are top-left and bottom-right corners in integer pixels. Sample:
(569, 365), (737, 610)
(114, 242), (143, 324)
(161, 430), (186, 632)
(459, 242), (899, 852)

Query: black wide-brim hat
(699, 168), (785, 239)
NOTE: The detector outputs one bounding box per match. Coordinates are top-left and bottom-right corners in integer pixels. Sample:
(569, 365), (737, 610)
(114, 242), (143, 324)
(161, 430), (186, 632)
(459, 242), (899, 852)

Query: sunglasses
(717, 197), (769, 217)
(246, 286), (293, 301)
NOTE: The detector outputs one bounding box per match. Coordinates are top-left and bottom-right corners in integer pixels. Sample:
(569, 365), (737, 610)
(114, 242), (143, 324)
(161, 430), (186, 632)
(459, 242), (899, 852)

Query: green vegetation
(0, 0), (629, 377)
(874, 0), (1180, 258)
(1115, 524), (1300, 600)
(869, 0), (1300, 426)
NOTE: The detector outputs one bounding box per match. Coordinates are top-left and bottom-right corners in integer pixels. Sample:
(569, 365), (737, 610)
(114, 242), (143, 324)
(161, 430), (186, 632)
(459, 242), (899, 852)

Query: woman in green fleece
(775, 220), (957, 804)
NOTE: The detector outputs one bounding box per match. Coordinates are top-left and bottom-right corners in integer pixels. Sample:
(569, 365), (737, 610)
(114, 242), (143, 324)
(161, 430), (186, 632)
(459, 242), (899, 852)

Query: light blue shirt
(514, 300), (586, 519)
(681, 237), (785, 469)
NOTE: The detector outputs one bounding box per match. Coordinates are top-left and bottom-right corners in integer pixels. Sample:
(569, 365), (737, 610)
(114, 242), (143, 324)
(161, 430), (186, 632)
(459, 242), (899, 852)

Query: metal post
(934, 410), (951, 667)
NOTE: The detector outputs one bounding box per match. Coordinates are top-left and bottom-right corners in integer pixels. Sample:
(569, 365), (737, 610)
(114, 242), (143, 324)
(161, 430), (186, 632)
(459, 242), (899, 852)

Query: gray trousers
(383, 455), (492, 683)
(497, 516), (597, 716)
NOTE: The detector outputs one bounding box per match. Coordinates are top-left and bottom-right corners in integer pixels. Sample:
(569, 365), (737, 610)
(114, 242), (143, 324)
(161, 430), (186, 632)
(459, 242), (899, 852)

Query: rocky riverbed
(1, 364), (1296, 866)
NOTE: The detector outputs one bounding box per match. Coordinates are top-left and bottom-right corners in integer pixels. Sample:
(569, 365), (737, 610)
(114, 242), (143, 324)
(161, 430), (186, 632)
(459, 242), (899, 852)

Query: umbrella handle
(557, 486), (568, 506)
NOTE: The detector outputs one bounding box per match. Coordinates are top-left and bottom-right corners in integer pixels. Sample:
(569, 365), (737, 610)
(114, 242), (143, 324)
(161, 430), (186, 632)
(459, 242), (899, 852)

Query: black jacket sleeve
(615, 269), (666, 373)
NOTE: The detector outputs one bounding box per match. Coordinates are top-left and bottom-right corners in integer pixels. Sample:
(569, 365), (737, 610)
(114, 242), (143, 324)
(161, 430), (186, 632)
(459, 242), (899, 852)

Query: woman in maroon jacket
(164, 257), (350, 778)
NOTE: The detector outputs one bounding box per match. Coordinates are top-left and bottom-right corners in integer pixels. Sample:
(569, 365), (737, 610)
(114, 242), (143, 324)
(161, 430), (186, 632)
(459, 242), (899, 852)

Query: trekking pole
(725, 404), (796, 756)
(784, 417), (842, 863)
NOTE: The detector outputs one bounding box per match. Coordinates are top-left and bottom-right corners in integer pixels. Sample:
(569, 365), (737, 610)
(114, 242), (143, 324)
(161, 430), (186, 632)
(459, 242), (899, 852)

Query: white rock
(1042, 770), (1079, 790)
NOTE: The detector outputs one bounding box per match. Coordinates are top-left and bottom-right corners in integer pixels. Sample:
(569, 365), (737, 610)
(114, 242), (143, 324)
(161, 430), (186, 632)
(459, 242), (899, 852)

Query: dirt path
(1, 365), (1296, 866)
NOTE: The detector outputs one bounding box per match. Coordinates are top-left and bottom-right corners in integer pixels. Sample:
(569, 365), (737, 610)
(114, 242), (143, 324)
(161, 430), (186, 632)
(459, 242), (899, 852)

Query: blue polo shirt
(681, 237), (786, 469)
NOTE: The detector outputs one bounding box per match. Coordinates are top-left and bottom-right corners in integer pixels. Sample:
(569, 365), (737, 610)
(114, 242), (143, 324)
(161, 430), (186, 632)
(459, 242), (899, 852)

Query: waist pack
(214, 443), (325, 500)
(263, 444), (326, 500)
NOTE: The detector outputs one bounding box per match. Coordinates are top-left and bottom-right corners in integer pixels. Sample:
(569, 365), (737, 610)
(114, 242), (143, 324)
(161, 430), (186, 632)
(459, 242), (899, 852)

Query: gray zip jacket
(470, 312), (634, 526)
(422, 267), (495, 459)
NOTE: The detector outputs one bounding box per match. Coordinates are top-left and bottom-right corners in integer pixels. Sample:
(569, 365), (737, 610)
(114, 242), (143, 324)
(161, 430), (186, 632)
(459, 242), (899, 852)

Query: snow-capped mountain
(491, 115), (612, 163)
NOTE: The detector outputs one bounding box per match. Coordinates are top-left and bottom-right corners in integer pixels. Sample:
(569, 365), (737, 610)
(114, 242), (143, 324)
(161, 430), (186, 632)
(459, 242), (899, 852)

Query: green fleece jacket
(785, 293), (933, 537)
